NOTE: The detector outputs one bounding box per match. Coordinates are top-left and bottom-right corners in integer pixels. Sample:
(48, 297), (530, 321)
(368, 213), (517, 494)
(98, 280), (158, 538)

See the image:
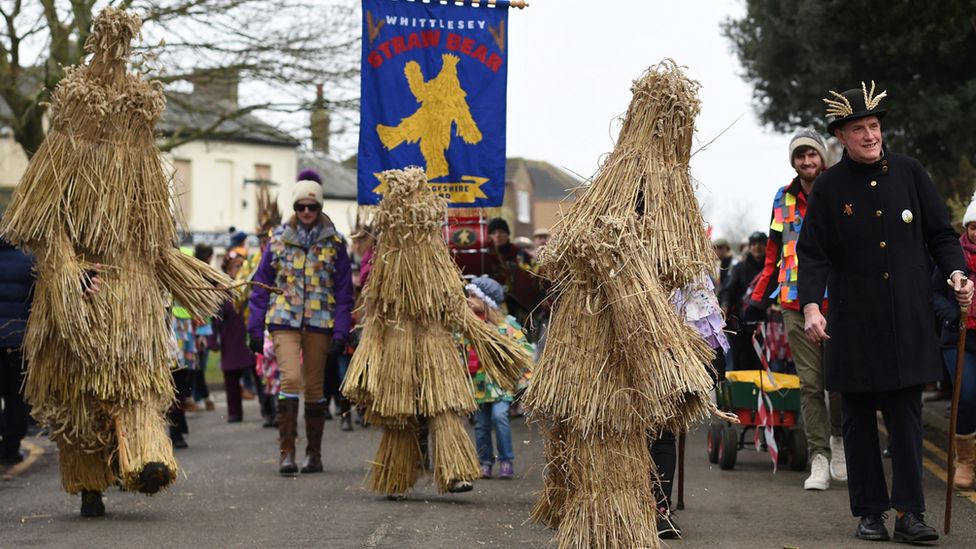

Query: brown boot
(954, 433), (975, 490)
(277, 398), (299, 475)
(301, 401), (327, 473)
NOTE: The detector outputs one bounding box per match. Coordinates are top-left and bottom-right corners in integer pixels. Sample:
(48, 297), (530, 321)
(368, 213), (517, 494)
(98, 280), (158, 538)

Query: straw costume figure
(0, 8), (230, 516)
(342, 167), (531, 497)
(524, 61), (726, 548)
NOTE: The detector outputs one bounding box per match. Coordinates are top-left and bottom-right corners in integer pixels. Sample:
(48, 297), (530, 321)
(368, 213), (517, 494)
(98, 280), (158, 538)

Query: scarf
(958, 234), (976, 328)
(296, 223), (320, 250)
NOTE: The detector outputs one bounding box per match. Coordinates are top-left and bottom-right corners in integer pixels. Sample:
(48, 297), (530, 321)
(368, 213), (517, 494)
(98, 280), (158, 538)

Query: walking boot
(953, 433), (976, 490)
(300, 400), (326, 473)
(277, 398), (299, 475)
(80, 490), (105, 517)
(339, 397), (353, 432)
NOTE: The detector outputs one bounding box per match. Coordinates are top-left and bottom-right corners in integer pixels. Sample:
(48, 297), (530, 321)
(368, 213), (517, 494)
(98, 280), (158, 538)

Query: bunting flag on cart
(357, 0), (511, 207)
(752, 322), (780, 471)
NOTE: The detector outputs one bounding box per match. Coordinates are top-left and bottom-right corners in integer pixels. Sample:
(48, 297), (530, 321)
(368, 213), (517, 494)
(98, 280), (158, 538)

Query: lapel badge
(843, 203), (854, 216)
(902, 209), (913, 223)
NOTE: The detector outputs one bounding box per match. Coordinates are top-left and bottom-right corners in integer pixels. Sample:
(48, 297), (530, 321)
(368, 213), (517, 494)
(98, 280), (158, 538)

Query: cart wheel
(707, 423), (722, 464)
(788, 427), (808, 471)
(718, 424), (738, 470)
(774, 427), (790, 465)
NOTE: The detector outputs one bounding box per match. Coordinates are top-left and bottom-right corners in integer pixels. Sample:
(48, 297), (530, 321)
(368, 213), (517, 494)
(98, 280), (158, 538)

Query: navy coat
(0, 237), (34, 348)
(797, 150), (964, 393)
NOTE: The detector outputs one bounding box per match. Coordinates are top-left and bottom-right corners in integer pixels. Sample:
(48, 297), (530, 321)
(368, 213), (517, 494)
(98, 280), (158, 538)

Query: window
(517, 190), (531, 224)
(254, 163), (271, 182)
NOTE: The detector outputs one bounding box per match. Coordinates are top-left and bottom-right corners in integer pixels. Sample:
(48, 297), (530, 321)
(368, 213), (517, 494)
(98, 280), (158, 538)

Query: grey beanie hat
(466, 275), (505, 310)
(788, 128), (827, 167)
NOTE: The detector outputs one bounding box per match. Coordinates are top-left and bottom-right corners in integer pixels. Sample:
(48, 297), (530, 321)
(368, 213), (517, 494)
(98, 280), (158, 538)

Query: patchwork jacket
(247, 215), (354, 341)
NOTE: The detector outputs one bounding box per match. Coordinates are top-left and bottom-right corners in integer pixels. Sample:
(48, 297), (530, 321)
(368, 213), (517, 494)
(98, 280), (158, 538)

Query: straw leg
(532, 422), (570, 529)
(369, 425), (421, 495)
(429, 413), (480, 493)
(556, 431), (660, 549)
(114, 402), (178, 493)
(57, 444), (116, 494)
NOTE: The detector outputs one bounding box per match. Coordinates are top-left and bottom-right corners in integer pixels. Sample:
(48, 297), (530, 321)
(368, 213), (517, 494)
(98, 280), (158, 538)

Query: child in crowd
(465, 276), (533, 479)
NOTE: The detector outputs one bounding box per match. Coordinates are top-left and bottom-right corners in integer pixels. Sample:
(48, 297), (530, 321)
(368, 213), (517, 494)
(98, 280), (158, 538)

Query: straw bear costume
(0, 9), (230, 497)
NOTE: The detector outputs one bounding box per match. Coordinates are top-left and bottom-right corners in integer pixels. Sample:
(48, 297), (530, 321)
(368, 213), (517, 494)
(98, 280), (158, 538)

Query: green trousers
(782, 309), (842, 459)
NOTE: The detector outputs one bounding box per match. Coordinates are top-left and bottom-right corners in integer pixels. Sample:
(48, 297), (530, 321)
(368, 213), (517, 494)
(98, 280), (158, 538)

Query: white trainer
(829, 435), (848, 481)
(804, 453), (830, 490)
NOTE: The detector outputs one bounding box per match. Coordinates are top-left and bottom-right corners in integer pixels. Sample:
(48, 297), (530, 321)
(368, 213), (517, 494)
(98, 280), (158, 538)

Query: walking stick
(945, 302), (968, 535)
(676, 432), (686, 510)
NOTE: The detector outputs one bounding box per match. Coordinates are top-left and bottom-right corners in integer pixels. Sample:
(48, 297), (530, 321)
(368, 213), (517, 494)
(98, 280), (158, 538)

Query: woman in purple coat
(213, 251), (255, 423)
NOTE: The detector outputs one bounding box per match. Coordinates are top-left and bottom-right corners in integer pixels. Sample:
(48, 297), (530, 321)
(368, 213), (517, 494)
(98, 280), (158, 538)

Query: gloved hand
(328, 338), (346, 357)
(740, 304), (766, 325)
(248, 335), (264, 354)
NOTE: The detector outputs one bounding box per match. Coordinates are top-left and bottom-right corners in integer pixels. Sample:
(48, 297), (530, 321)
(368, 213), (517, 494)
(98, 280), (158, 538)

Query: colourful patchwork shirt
(751, 178), (827, 311)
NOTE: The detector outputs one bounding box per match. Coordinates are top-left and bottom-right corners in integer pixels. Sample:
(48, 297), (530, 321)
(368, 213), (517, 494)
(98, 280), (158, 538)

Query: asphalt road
(2, 392), (975, 549)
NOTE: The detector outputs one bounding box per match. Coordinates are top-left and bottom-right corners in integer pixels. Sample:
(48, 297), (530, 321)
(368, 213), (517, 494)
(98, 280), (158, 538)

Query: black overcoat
(797, 149), (964, 393)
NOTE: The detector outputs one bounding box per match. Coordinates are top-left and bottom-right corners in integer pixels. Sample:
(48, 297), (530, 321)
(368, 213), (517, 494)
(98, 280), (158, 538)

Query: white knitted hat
(788, 128), (827, 167)
(292, 179), (323, 206)
(963, 191), (976, 227)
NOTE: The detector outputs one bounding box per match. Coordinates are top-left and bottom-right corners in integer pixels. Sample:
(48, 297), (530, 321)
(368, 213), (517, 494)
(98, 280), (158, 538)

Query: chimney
(188, 68), (240, 107)
(310, 84), (330, 155)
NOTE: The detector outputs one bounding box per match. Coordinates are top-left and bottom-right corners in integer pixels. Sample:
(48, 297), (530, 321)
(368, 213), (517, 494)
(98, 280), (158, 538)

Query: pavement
(2, 391), (976, 549)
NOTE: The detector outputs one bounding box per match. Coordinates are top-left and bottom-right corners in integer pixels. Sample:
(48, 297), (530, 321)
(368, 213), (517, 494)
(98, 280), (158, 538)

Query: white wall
(322, 199), (358, 239)
(0, 133), (29, 187)
(164, 140), (297, 234)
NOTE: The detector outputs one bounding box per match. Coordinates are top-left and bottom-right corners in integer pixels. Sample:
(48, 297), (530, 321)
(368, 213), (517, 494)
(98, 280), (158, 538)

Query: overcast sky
(505, 0), (795, 240)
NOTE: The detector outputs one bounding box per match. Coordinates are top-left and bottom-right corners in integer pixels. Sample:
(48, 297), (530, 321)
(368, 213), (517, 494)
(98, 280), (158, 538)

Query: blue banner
(358, 0), (509, 207)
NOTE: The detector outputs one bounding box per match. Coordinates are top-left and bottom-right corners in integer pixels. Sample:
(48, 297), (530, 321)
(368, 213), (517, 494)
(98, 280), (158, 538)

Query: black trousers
(649, 430), (677, 512)
(1, 348), (28, 457)
(170, 368), (193, 436)
(842, 385), (924, 516)
(730, 325), (760, 371)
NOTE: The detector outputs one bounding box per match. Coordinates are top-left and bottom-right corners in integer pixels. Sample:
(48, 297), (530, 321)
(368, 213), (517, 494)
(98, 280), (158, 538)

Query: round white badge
(902, 209), (913, 223)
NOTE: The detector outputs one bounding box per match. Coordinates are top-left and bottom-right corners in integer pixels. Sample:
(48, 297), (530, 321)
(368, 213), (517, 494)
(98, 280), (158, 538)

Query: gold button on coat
(882, 272), (889, 280)
(880, 241), (887, 248)
(870, 180), (878, 187)
(876, 210), (883, 217)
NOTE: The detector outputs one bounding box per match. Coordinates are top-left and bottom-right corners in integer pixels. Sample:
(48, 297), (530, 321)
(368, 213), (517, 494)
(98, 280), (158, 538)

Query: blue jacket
(0, 237), (34, 348)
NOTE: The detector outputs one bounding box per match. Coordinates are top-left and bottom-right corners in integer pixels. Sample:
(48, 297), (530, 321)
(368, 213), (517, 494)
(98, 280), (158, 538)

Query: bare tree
(0, 0), (360, 158)
(718, 199), (760, 252)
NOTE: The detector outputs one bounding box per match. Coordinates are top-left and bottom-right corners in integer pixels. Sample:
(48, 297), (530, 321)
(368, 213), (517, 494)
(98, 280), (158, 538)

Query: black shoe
(227, 416), (243, 423)
(893, 512), (938, 543)
(170, 430), (188, 449)
(80, 490), (105, 517)
(856, 513), (890, 541)
(323, 407), (333, 421)
(341, 415), (353, 431)
(657, 515), (682, 539)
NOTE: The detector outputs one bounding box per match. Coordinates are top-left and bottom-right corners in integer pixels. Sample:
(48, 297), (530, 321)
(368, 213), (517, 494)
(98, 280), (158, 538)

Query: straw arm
(156, 247), (232, 320)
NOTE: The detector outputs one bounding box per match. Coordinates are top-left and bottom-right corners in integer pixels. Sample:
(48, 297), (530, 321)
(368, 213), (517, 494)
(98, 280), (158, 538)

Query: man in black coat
(798, 82), (974, 543)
